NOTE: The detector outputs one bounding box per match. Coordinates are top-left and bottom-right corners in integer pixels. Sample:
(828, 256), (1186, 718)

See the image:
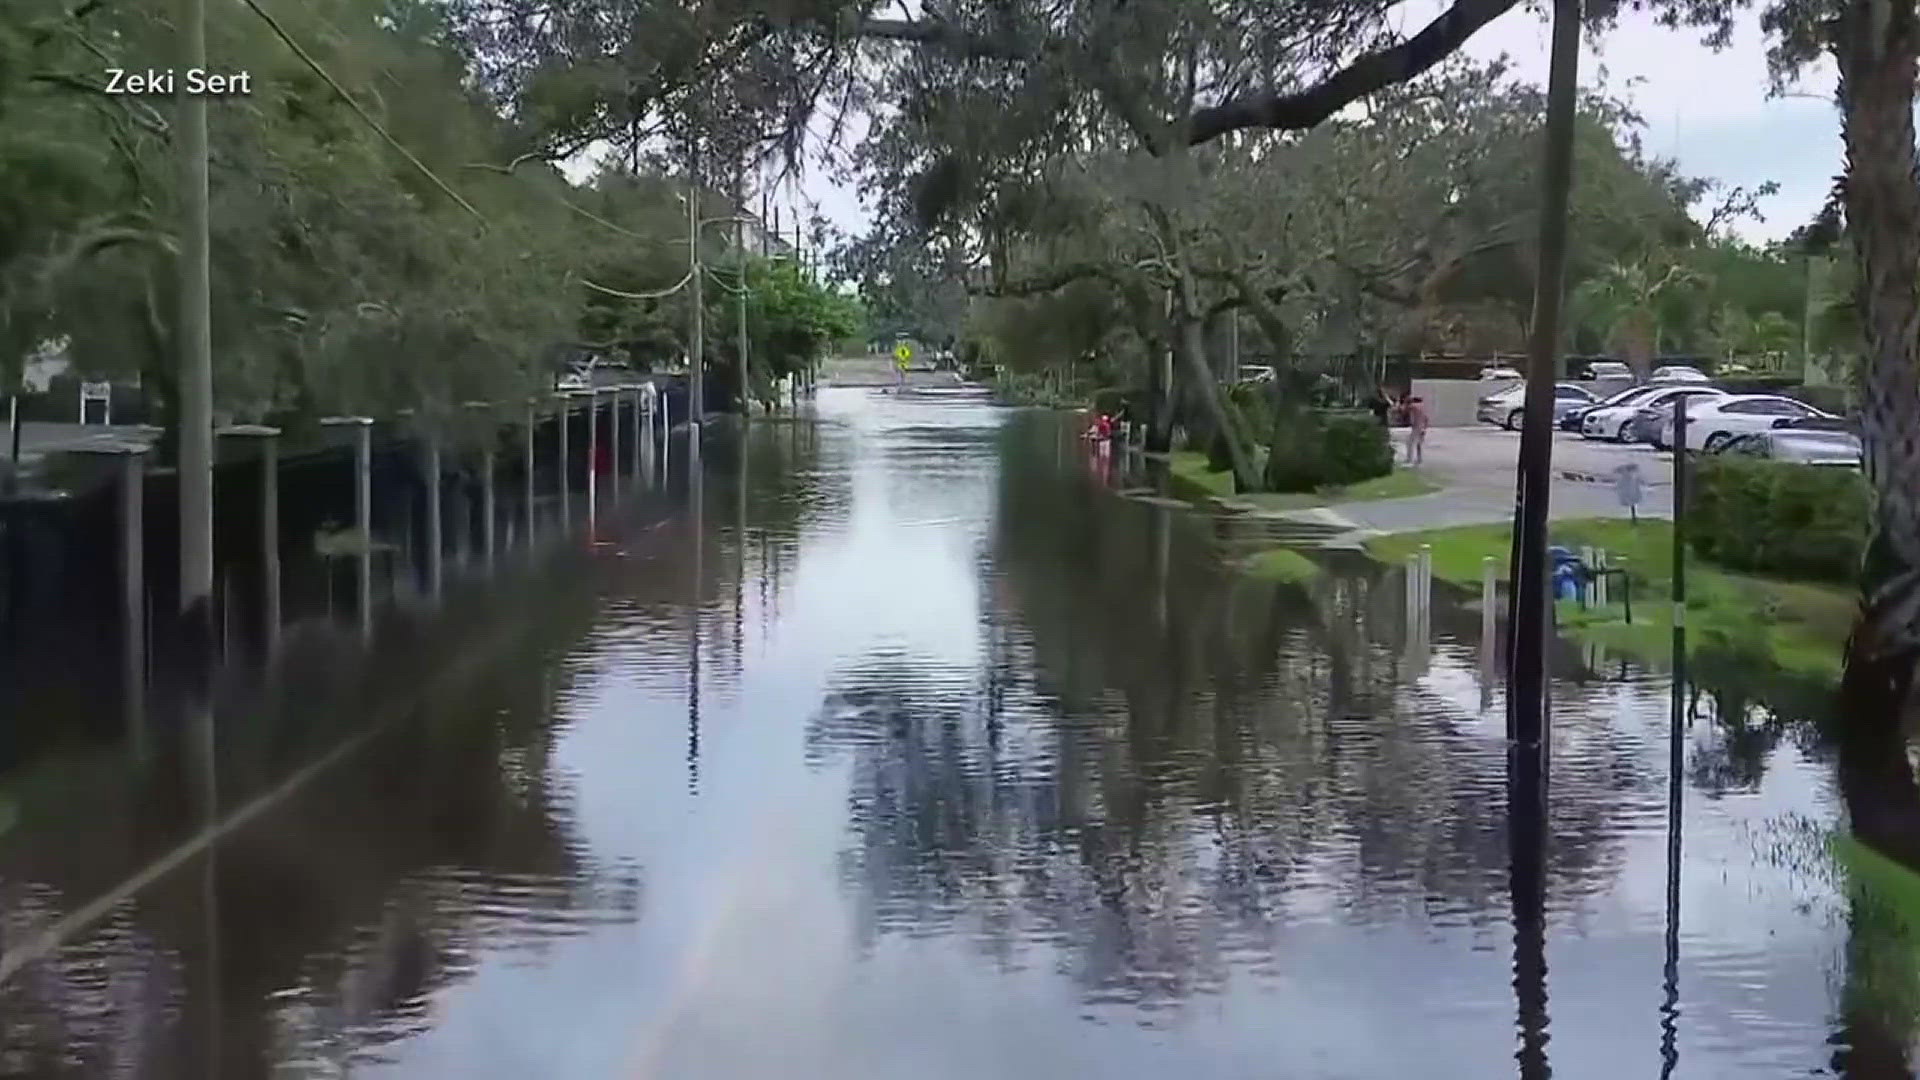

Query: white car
(1661, 394), (1837, 451)
(1650, 365), (1711, 383)
(1480, 366), (1524, 381)
(1581, 385), (1725, 441)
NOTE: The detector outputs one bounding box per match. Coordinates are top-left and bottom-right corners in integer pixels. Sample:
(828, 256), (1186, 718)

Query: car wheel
(1703, 432), (1729, 452)
(1616, 420), (1634, 442)
(1505, 409), (1523, 431)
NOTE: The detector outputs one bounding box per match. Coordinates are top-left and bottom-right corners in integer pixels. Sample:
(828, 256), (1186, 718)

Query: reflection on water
(0, 388), (1902, 1076)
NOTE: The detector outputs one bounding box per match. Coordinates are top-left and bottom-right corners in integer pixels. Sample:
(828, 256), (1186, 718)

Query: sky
(776, 3), (1842, 248)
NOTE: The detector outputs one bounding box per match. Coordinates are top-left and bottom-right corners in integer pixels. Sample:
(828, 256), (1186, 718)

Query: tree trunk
(1506, 0), (1581, 752)
(1834, 0), (1920, 865)
(1158, 224), (1258, 491)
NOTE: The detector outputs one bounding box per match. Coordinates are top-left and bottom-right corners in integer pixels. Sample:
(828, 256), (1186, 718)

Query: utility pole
(688, 141), (704, 441)
(1802, 253), (1818, 381)
(736, 171), (750, 417)
(177, 0), (215, 647)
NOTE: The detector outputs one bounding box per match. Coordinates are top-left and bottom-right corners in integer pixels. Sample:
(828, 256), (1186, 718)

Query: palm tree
(1572, 255), (1706, 378)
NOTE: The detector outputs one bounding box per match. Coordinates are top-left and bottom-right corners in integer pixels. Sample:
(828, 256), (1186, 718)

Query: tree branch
(966, 261), (1121, 297)
(1186, 0), (1521, 146)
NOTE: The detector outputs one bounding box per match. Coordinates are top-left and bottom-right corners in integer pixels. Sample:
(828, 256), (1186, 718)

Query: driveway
(1313, 425), (1673, 536)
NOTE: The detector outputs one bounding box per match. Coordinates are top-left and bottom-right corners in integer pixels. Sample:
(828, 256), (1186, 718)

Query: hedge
(1689, 455), (1869, 586)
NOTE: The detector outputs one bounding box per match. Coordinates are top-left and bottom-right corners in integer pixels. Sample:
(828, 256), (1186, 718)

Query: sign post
(893, 342), (912, 388)
(1612, 461), (1643, 524)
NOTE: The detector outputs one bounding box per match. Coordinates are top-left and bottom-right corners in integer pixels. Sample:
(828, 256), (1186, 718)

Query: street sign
(893, 342), (913, 370)
(1613, 462), (1643, 522)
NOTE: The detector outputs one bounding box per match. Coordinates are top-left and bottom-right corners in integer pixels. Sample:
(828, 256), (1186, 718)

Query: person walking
(1403, 395), (1429, 465)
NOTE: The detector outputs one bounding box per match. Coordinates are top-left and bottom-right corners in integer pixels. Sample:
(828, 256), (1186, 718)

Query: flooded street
(0, 388), (1889, 1077)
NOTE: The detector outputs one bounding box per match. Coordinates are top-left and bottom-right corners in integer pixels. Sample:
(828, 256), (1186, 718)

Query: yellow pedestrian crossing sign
(893, 342), (913, 369)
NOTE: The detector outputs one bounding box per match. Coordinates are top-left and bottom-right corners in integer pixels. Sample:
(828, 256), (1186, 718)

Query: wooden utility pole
(1505, 0), (1581, 751)
(736, 172), (750, 416)
(177, 0), (215, 646)
(688, 142), (705, 440)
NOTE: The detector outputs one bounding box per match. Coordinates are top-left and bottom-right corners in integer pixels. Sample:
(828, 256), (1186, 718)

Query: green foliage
(1691, 456), (1869, 586)
(1319, 411), (1395, 485)
(1261, 407), (1393, 492)
(1, 0), (778, 425)
(1241, 548), (1321, 584)
(741, 257), (864, 399)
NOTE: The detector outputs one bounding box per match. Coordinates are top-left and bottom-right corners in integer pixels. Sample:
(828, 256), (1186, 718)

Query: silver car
(1476, 383), (1596, 430)
(1715, 430), (1863, 467)
(1650, 364), (1711, 383)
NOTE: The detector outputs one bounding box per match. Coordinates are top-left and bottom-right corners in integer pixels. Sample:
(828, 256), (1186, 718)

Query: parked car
(1775, 414), (1858, 434)
(1635, 389), (1732, 447)
(1479, 366), (1523, 381)
(1562, 383), (1665, 431)
(1715, 430), (1863, 468)
(1579, 360), (1633, 381)
(1476, 383), (1596, 430)
(1649, 364), (1711, 383)
(1560, 383), (1664, 431)
(1237, 364), (1276, 384)
(1583, 385), (1725, 442)
(1660, 393), (1837, 451)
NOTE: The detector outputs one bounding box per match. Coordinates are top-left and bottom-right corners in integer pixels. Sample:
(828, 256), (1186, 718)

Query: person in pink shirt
(1403, 396), (1429, 465)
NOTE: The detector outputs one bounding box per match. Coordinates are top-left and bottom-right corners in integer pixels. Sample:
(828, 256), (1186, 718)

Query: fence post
(610, 384), (624, 493)
(1483, 554), (1497, 646)
(217, 424), (281, 660)
(422, 429), (443, 601)
(322, 417), (376, 642)
(555, 394), (571, 531)
(1618, 556), (1633, 625)
(637, 384), (652, 476)
(579, 387), (598, 532)
(78, 442), (149, 744)
(523, 402), (538, 551)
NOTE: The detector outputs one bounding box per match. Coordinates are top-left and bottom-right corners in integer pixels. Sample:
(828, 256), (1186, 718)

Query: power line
(241, 0), (486, 224)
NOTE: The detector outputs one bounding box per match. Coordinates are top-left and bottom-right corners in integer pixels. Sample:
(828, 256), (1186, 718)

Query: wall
(1410, 377), (1636, 427)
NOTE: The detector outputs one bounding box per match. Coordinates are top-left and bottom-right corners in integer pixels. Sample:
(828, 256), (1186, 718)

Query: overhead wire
(241, 0), (773, 318)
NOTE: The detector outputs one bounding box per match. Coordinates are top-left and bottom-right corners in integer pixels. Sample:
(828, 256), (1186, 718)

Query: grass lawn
(1229, 469), (1440, 511)
(1367, 517), (1856, 680)
(1168, 451), (1237, 499)
(1166, 452), (1438, 508)
(1239, 548), (1322, 584)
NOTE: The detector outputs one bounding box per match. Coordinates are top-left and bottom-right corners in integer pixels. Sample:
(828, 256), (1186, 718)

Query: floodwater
(0, 387), (1904, 1077)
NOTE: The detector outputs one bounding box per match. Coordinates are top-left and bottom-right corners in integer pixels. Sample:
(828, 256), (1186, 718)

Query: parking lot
(1323, 425), (1672, 535)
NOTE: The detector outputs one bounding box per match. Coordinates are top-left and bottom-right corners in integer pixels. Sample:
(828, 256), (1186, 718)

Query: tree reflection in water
(0, 550), (644, 1075)
(804, 419), (1636, 1019)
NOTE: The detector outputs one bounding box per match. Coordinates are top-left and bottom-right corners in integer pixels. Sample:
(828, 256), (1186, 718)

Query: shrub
(1690, 456), (1868, 585)
(1260, 407), (1394, 491)
(1318, 410), (1394, 486)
